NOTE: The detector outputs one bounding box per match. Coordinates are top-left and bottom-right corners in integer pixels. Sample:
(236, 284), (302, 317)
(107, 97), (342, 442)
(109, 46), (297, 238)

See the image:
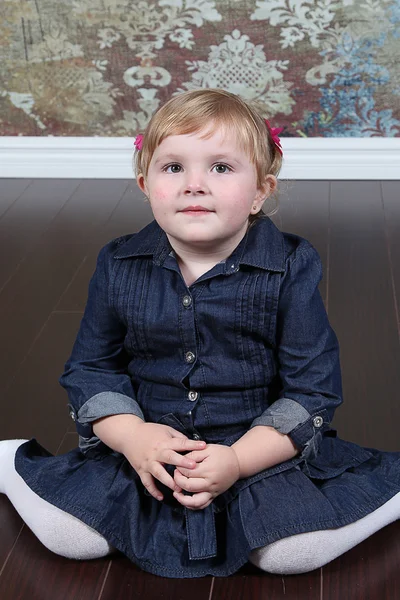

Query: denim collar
(113, 218), (285, 273)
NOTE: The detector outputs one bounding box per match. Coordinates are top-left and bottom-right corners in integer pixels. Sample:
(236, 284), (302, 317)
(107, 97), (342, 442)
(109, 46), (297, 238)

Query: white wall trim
(0, 137), (399, 179)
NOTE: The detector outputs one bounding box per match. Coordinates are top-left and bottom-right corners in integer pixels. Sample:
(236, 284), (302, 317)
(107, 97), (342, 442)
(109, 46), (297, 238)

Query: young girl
(1, 89), (400, 578)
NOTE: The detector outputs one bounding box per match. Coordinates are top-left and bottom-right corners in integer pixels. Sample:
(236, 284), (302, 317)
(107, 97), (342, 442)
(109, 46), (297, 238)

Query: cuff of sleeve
(68, 392), (144, 439)
(250, 397), (311, 434)
(288, 409), (329, 459)
(250, 398), (329, 460)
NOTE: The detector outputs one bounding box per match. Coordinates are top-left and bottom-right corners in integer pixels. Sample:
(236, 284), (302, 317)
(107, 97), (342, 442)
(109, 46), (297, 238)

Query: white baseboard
(0, 137), (399, 179)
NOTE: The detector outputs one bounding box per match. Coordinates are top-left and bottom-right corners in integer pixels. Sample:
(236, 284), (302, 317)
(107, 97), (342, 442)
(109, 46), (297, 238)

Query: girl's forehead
(154, 126), (245, 155)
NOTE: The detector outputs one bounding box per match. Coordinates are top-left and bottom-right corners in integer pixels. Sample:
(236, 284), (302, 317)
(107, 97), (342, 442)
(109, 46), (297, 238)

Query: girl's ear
(136, 173), (148, 195)
(251, 175), (278, 214)
(259, 174), (278, 200)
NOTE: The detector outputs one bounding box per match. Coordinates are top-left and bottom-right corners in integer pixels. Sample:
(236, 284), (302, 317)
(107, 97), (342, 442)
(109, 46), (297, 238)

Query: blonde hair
(134, 89), (283, 218)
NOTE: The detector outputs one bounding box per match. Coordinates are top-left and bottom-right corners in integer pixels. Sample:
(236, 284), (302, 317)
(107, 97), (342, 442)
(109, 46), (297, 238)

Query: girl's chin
(177, 235), (216, 245)
(168, 232), (222, 248)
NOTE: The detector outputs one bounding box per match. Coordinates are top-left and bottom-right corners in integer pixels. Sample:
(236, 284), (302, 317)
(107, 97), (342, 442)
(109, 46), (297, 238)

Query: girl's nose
(184, 184), (205, 195)
(184, 175), (207, 195)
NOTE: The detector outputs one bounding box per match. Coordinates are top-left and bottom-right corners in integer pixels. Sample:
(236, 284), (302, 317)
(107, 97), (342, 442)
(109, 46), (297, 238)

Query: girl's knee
(248, 538), (325, 575)
(36, 520), (116, 560)
(40, 533), (115, 560)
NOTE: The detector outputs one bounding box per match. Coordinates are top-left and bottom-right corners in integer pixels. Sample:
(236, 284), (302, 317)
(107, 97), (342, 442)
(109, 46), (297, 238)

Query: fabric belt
(185, 505), (218, 560)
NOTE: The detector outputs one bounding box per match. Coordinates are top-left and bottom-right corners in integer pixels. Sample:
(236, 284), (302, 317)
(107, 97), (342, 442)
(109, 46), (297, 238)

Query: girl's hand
(173, 444), (240, 510)
(121, 422), (206, 502)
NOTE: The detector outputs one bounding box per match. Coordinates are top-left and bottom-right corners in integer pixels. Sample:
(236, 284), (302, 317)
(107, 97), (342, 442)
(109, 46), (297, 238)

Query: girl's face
(137, 127), (276, 255)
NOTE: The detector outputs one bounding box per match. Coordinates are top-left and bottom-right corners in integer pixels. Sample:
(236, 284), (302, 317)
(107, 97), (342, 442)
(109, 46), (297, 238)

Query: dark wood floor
(0, 178), (399, 599)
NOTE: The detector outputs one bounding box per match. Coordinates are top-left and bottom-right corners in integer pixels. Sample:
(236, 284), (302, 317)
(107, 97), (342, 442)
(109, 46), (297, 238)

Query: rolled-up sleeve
(60, 242), (144, 452)
(251, 243), (343, 460)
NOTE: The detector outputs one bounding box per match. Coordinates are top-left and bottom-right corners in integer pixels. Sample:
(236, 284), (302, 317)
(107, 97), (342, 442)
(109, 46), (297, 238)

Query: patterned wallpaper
(1, 0), (399, 138)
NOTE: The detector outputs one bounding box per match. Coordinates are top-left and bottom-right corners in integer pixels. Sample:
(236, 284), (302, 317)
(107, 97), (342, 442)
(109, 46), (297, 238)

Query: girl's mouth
(180, 205), (213, 214)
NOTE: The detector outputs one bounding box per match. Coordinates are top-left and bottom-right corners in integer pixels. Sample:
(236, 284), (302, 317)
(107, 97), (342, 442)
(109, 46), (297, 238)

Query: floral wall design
(1, 0), (399, 138)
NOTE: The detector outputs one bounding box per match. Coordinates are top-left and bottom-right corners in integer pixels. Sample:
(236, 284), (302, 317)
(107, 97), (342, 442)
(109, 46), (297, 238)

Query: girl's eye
(163, 163), (232, 174)
(213, 164), (231, 174)
(164, 164), (182, 173)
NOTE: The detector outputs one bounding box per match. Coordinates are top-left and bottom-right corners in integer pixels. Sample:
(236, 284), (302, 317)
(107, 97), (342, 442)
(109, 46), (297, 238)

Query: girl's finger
(170, 438), (206, 453)
(173, 490), (213, 510)
(175, 464), (202, 478)
(149, 462), (180, 492)
(183, 449), (208, 462)
(173, 470), (207, 493)
(140, 472), (163, 501)
(163, 449), (204, 470)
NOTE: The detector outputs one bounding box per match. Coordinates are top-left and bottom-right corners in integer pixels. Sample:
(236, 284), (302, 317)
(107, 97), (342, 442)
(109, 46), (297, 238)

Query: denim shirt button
(69, 410), (76, 421)
(185, 351), (195, 363)
(192, 433), (201, 440)
(313, 416), (323, 428)
(188, 390), (198, 401)
(182, 295), (192, 308)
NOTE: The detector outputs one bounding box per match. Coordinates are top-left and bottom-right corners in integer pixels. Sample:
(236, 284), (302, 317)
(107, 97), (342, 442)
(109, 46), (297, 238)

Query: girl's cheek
(152, 187), (169, 202)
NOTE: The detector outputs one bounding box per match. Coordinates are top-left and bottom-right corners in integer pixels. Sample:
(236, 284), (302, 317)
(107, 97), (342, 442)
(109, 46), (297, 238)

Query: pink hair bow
(264, 120), (283, 156)
(134, 134), (144, 151)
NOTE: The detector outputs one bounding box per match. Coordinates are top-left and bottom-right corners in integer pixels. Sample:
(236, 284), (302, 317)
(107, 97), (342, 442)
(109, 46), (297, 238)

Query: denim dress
(15, 218), (400, 578)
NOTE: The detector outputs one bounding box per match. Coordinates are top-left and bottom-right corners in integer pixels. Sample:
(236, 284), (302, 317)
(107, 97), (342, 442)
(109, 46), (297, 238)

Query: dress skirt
(14, 434), (400, 578)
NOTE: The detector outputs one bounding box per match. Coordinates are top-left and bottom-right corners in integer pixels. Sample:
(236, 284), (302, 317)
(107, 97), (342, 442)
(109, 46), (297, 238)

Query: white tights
(0, 440), (115, 560)
(1, 439), (399, 573)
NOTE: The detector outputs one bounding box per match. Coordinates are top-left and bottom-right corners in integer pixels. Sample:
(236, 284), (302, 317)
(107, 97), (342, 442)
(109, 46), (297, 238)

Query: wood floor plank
(328, 181), (400, 450)
(0, 179), (33, 219)
(0, 312), (82, 453)
(0, 496), (24, 574)
(56, 182), (153, 312)
(211, 566), (320, 600)
(322, 521), (400, 600)
(0, 179), (80, 290)
(381, 181), (400, 329)
(0, 525), (110, 600)
(57, 432), (79, 454)
(99, 558), (213, 600)
(0, 180), (128, 395)
(273, 180), (330, 304)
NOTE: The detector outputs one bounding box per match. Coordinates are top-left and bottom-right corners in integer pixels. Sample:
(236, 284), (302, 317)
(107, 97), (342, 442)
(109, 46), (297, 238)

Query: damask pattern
(0, 0), (399, 137)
